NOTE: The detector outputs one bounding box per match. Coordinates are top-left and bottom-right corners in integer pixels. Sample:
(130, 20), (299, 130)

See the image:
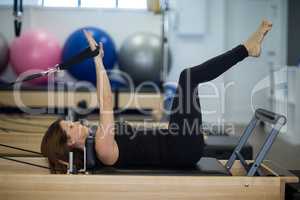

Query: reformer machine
(63, 108), (284, 176)
(0, 108), (297, 200)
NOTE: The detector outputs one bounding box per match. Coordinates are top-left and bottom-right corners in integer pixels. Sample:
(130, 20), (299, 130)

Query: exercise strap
(0, 143), (42, 155)
(0, 45), (100, 88)
(0, 156), (50, 170)
(0, 143), (65, 172)
(58, 45), (100, 70)
(0, 143), (49, 170)
(13, 0), (23, 37)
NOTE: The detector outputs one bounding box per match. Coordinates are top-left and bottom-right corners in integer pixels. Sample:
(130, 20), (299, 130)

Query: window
(0, 0), (13, 5)
(118, 0), (147, 9)
(43, 0), (148, 9)
(80, 0), (115, 8)
(0, 0), (43, 6)
(43, 0), (77, 7)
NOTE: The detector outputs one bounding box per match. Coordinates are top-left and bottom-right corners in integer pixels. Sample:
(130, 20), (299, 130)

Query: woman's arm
(84, 31), (119, 165)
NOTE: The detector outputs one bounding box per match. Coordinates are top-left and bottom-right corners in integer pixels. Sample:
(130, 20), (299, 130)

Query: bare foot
(244, 20), (272, 57)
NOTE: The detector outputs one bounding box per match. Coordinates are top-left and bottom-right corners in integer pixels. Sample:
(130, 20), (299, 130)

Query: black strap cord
(0, 143), (50, 170)
(0, 127), (42, 133)
(0, 144), (67, 172)
(14, 20), (22, 37)
(0, 45), (100, 89)
(2, 71), (55, 88)
(0, 116), (49, 128)
(0, 143), (42, 155)
(13, 0), (23, 37)
(0, 156), (51, 170)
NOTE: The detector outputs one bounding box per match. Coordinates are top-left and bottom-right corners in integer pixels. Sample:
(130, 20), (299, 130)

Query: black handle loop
(58, 45), (100, 70)
(255, 108), (287, 125)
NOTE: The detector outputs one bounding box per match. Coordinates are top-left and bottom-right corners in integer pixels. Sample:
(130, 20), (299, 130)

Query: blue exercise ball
(63, 27), (117, 85)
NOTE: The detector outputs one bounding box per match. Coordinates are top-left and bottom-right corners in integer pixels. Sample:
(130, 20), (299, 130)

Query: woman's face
(60, 120), (88, 149)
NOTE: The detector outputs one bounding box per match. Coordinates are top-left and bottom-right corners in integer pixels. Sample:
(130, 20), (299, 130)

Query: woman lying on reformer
(41, 20), (273, 173)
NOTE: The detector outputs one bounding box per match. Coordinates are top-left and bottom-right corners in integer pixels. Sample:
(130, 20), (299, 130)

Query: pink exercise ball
(10, 29), (62, 85)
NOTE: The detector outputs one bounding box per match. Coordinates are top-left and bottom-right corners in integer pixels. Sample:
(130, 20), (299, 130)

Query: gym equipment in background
(63, 27), (117, 85)
(10, 29), (62, 85)
(0, 33), (9, 75)
(119, 32), (167, 86)
(0, 44), (100, 89)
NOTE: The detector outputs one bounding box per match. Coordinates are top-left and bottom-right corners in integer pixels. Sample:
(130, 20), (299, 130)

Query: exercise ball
(118, 33), (164, 85)
(63, 27), (117, 85)
(10, 29), (62, 85)
(0, 33), (9, 75)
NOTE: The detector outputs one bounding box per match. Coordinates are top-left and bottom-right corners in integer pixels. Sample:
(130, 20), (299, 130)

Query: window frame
(42, 0), (148, 10)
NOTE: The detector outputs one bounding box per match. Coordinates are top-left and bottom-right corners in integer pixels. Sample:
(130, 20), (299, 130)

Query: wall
(224, 0), (300, 169)
(224, 0), (287, 123)
(287, 0), (300, 66)
(0, 1), (228, 123)
(0, 6), (161, 81)
(167, 0), (227, 123)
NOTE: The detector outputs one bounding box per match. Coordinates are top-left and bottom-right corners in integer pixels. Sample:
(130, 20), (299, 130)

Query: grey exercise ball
(118, 33), (163, 85)
(0, 33), (9, 74)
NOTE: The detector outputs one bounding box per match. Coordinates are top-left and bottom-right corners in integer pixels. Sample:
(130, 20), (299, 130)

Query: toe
(262, 20), (272, 29)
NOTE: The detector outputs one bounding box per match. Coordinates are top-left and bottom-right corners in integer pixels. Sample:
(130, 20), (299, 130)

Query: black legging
(114, 45), (249, 168)
(162, 45), (249, 166)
